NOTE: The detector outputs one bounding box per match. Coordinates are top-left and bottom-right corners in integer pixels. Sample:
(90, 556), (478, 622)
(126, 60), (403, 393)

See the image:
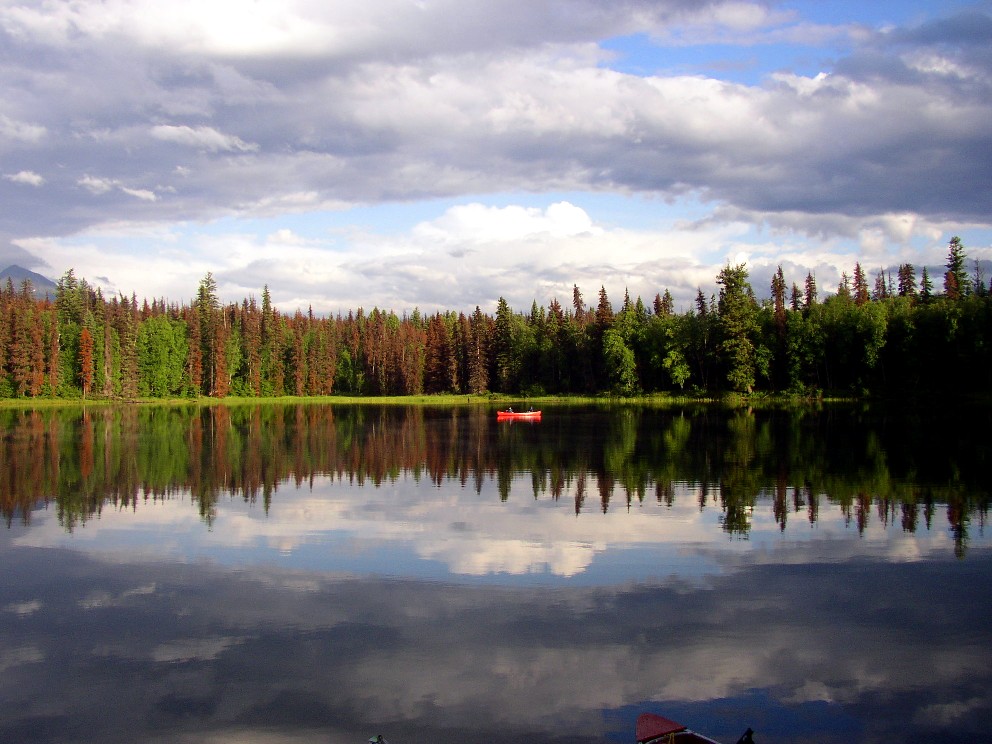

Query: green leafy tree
(660, 314), (692, 390)
(602, 328), (637, 395)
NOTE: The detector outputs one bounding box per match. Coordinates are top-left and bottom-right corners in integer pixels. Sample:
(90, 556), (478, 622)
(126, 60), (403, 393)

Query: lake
(0, 402), (989, 744)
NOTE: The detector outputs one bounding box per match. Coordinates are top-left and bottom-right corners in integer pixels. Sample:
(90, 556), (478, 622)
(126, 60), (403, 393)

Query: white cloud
(3, 170), (44, 186)
(150, 124), (258, 153)
(120, 186), (158, 202)
(414, 201), (601, 244)
(78, 175), (115, 195)
(78, 175), (158, 202)
(0, 114), (46, 143)
(32, 192), (966, 317)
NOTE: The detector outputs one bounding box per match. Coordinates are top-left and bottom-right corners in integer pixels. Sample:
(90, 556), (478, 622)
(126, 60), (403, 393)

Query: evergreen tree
(195, 273), (221, 395)
(872, 269), (888, 301)
(920, 266), (933, 302)
(972, 259), (987, 297)
(804, 272), (818, 309)
(79, 326), (94, 398)
(695, 289), (708, 316)
(571, 285), (584, 321)
(944, 236), (970, 299)
(790, 283), (802, 312)
(853, 263), (870, 306)
(837, 272), (852, 300)
(716, 264), (765, 393)
(770, 266), (787, 389)
(467, 306), (489, 394)
(655, 289), (674, 316)
(492, 296), (515, 392)
(897, 264), (917, 298)
(595, 286), (613, 328)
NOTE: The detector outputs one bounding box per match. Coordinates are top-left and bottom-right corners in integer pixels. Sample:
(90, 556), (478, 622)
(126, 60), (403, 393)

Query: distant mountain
(0, 265), (59, 299)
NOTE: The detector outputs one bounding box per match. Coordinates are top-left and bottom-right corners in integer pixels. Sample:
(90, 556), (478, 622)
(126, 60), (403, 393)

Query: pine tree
(595, 286), (613, 328)
(467, 306), (489, 394)
(654, 289), (674, 316)
(920, 266), (933, 302)
(871, 269), (888, 301)
(944, 236), (970, 299)
(771, 266), (786, 330)
(790, 283), (802, 311)
(196, 273), (221, 395)
(853, 263), (870, 306)
(695, 289), (708, 317)
(837, 272), (851, 300)
(571, 285), (584, 322)
(897, 264), (917, 297)
(493, 296), (515, 392)
(804, 272), (818, 309)
(717, 264), (764, 393)
(973, 259), (987, 297)
(79, 326), (94, 398)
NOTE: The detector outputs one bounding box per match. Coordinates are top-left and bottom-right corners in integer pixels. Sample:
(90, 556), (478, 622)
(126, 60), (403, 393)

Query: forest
(0, 236), (989, 399)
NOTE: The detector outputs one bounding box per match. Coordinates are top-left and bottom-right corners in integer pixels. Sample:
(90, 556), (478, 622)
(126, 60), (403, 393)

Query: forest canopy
(1, 238), (989, 399)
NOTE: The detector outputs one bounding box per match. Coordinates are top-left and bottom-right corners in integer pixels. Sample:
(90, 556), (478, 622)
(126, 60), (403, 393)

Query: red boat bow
(637, 714), (688, 743)
(635, 713), (730, 744)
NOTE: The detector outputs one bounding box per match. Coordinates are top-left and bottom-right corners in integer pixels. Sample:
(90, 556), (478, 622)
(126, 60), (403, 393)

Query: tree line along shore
(1, 237), (988, 401)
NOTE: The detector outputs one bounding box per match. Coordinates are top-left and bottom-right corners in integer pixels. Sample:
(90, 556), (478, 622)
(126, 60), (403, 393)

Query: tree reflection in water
(0, 403), (988, 555)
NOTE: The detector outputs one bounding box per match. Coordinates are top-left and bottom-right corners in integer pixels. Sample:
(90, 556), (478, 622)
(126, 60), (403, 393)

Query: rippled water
(1, 403), (989, 743)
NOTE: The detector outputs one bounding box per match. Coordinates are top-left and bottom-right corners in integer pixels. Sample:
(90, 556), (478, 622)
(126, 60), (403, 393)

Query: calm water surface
(0, 403), (989, 744)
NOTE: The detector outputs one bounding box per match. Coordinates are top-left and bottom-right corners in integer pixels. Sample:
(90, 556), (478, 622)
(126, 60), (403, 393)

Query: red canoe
(636, 713), (739, 744)
(496, 409), (542, 421)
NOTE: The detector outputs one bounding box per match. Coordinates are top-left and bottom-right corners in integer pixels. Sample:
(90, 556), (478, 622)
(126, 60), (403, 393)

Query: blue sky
(1, 0), (990, 314)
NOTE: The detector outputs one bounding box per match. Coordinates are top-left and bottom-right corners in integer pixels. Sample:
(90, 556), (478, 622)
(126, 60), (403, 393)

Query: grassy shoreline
(0, 390), (852, 410)
(2, 391), (989, 414)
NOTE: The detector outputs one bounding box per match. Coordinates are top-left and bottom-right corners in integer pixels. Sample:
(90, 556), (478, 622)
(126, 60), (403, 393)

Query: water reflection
(1, 403), (991, 743)
(1, 540), (990, 744)
(0, 404), (988, 555)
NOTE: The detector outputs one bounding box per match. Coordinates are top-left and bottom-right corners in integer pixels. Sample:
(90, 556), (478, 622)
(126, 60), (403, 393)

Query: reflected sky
(1, 535), (990, 744)
(9, 469), (981, 586)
